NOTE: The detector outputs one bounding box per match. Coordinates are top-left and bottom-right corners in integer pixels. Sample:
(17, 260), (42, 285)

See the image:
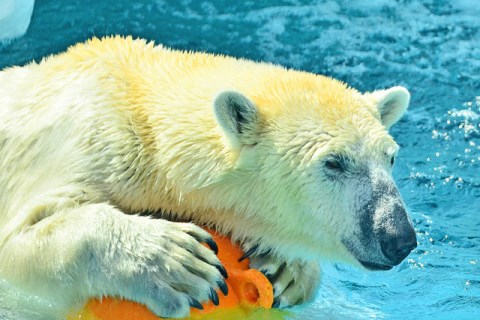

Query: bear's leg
(0, 203), (226, 318)
(248, 254), (321, 308)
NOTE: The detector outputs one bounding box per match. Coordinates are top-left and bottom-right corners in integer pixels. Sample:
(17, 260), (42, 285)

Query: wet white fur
(0, 36), (409, 316)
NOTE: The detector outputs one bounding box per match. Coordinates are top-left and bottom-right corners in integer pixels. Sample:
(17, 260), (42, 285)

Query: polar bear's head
(213, 80), (416, 270)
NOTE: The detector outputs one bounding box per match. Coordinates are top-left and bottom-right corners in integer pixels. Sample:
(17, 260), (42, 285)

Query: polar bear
(0, 36), (416, 318)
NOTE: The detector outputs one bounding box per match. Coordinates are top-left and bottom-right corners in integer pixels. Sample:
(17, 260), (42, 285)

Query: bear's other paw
(248, 254), (320, 308)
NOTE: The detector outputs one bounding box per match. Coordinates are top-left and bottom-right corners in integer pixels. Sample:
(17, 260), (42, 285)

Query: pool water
(1, 1), (479, 319)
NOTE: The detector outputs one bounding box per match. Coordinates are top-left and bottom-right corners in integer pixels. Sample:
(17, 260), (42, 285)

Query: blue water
(1, 1), (479, 319)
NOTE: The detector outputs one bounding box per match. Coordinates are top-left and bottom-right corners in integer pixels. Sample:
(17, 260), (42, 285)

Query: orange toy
(69, 229), (277, 320)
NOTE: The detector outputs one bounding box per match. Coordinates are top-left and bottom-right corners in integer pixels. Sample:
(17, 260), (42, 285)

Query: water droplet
(455, 179), (464, 189)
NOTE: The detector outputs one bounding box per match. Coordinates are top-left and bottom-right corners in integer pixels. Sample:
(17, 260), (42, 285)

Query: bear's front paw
(95, 220), (228, 318)
(248, 254), (320, 308)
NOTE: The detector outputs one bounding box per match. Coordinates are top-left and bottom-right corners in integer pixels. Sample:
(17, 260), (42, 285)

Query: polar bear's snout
(341, 166), (417, 271)
(378, 204), (417, 266)
(371, 177), (417, 267)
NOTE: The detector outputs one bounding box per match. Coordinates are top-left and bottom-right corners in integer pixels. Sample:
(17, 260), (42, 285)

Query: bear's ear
(368, 86), (410, 129)
(213, 91), (259, 148)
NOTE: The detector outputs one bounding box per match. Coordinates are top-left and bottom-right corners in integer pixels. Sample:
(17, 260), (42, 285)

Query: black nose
(380, 225), (417, 265)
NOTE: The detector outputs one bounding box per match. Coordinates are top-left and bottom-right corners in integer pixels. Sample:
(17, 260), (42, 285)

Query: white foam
(450, 109), (480, 120)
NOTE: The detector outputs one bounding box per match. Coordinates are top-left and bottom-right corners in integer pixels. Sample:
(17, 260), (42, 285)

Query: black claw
(205, 238), (218, 254)
(263, 271), (275, 284)
(217, 279), (229, 296)
(258, 249), (272, 258)
(238, 244), (259, 262)
(216, 264), (228, 279)
(265, 272), (275, 282)
(209, 287), (219, 306)
(293, 296), (304, 306)
(284, 279), (295, 292)
(189, 298), (204, 310)
(272, 297), (280, 308)
(267, 262), (286, 284)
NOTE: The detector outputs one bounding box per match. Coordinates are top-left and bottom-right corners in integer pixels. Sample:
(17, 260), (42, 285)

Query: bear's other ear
(213, 91), (259, 148)
(368, 86), (410, 129)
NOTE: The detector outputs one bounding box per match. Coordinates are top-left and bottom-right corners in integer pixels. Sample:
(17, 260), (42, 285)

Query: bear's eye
(390, 156), (395, 166)
(325, 159), (344, 172)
